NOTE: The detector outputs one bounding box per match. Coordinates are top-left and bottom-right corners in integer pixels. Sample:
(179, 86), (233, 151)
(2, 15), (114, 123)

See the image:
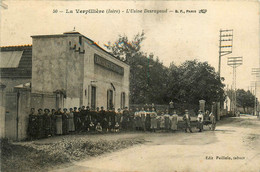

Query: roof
(0, 51), (23, 68)
(0, 45), (32, 78)
(0, 44), (32, 50)
(31, 32), (128, 65)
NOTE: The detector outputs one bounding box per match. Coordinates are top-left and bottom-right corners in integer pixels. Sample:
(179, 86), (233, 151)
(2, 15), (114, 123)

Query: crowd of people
(27, 106), (216, 140)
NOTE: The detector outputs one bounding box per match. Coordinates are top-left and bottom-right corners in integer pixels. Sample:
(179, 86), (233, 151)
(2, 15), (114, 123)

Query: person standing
(160, 112), (165, 131)
(54, 108), (63, 135)
(156, 112), (161, 131)
(164, 110), (171, 132)
(37, 108), (44, 139)
(122, 107), (129, 130)
(150, 108), (157, 132)
(170, 110), (178, 131)
(197, 110), (204, 132)
(183, 110), (192, 133)
(110, 108), (116, 132)
(85, 106), (91, 131)
(209, 112), (216, 131)
(68, 108), (75, 132)
(145, 108), (151, 131)
(62, 108), (69, 134)
(116, 108), (122, 129)
(50, 109), (56, 136)
(134, 108), (141, 131)
(27, 108), (37, 140)
(80, 106), (87, 132)
(129, 108), (135, 131)
(140, 108), (146, 131)
(43, 108), (51, 137)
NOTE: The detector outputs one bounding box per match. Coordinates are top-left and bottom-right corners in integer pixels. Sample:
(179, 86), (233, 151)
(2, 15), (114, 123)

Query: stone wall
(31, 35), (84, 108)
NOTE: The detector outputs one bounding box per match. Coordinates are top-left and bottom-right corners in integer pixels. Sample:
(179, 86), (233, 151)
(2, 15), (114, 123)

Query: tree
(167, 60), (225, 110)
(236, 89), (255, 113)
(105, 33), (226, 109)
(105, 32), (168, 104)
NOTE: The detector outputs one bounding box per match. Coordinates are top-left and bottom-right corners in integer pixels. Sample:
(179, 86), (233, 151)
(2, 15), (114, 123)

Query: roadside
(1, 115), (259, 172)
(1, 133), (146, 172)
(53, 115), (260, 172)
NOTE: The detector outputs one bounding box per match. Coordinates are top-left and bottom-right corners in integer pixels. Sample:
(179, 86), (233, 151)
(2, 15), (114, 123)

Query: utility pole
(227, 57), (243, 116)
(218, 29), (233, 76)
(251, 68), (260, 115)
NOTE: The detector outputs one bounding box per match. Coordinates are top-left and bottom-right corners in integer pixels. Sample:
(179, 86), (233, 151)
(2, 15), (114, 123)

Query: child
(95, 122), (102, 133)
(115, 122), (120, 133)
(89, 121), (95, 132)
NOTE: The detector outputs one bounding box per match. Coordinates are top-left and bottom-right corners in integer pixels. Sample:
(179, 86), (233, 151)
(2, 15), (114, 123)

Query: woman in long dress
(55, 108), (63, 135)
(134, 108), (141, 131)
(68, 108), (75, 132)
(164, 110), (170, 131)
(160, 112), (165, 131)
(145, 108), (151, 131)
(170, 111), (178, 131)
(140, 108), (146, 131)
(150, 108), (157, 132)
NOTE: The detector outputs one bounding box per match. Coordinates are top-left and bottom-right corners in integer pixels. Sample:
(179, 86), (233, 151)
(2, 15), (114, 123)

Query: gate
(5, 92), (18, 140)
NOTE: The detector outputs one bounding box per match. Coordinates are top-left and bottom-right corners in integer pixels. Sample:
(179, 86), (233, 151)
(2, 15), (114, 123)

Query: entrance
(91, 86), (96, 110)
(107, 90), (113, 110)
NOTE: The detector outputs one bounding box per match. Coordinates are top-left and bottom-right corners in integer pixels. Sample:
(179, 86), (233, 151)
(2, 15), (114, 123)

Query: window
(91, 86), (96, 110)
(121, 92), (125, 109)
(107, 90), (113, 110)
(79, 36), (82, 45)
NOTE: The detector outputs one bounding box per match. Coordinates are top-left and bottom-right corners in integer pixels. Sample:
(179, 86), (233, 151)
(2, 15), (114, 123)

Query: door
(107, 90), (113, 110)
(91, 86), (96, 110)
(121, 92), (125, 109)
(5, 92), (18, 140)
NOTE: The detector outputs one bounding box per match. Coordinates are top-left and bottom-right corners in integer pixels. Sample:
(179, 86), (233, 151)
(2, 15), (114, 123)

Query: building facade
(31, 31), (130, 110)
(0, 32), (129, 140)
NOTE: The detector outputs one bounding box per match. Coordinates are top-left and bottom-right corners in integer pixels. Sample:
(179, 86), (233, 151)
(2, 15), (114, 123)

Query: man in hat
(183, 110), (192, 133)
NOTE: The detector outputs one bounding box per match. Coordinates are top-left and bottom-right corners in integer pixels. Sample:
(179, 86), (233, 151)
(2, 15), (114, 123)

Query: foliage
(105, 32), (226, 108)
(167, 60), (225, 109)
(236, 89), (255, 112)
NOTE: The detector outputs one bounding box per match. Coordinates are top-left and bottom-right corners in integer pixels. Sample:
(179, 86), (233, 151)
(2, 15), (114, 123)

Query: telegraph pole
(251, 68), (260, 115)
(218, 29), (233, 76)
(227, 56), (243, 116)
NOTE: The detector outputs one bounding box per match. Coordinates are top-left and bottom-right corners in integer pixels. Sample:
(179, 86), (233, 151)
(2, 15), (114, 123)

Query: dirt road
(53, 115), (260, 172)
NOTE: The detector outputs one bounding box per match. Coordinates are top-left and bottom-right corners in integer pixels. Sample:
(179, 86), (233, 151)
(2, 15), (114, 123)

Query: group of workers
(27, 106), (216, 140)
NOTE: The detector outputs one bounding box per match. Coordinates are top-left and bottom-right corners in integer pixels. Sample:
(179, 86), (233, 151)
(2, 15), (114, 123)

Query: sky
(1, 0), (259, 95)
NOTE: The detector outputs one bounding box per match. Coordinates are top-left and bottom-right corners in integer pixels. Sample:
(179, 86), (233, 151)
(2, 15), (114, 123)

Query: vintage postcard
(0, 0), (259, 172)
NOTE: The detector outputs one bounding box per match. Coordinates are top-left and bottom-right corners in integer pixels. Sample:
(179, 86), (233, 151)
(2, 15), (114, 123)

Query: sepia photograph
(0, 0), (259, 171)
